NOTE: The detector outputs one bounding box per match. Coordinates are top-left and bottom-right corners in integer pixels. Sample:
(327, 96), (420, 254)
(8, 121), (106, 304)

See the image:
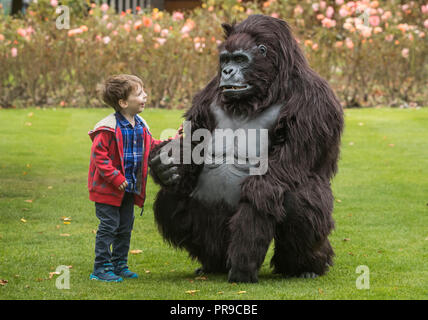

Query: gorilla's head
(217, 15), (308, 114)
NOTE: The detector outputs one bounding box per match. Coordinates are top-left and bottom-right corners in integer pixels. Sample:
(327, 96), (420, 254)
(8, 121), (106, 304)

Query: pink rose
(161, 29), (169, 37)
(155, 37), (167, 45)
(172, 11), (184, 21)
(17, 28), (27, 37)
(401, 48), (409, 58)
(424, 19), (428, 29)
(345, 38), (354, 49)
(360, 26), (372, 38)
(312, 3), (320, 12)
(339, 7), (349, 17)
(369, 15), (380, 27)
(11, 47), (18, 57)
(294, 5), (303, 15)
(326, 6), (334, 18)
(153, 23), (161, 33)
(385, 34), (394, 42)
(322, 18), (336, 28)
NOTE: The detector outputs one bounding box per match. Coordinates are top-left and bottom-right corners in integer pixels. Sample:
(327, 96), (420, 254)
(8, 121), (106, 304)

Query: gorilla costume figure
(149, 15), (344, 283)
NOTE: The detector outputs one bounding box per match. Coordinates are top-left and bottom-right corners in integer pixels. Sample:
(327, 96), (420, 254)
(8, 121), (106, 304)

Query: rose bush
(0, 0), (426, 108)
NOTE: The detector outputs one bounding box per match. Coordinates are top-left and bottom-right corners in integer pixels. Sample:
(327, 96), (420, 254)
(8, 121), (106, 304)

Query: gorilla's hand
(149, 152), (180, 186)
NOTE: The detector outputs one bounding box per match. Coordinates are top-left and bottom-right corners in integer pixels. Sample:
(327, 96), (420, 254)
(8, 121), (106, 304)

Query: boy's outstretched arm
(148, 124), (183, 152)
(91, 131), (126, 189)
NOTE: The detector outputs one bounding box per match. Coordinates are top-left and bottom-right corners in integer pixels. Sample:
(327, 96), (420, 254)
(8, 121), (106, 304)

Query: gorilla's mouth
(220, 84), (251, 92)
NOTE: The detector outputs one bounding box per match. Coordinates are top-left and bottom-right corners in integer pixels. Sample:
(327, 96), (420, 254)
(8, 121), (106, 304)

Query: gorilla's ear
(221, 23), (234, 39)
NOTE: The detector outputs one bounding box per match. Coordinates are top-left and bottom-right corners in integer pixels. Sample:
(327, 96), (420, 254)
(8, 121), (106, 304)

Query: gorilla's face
(218, 32), (274, 103)
(219, 45), (267, 99)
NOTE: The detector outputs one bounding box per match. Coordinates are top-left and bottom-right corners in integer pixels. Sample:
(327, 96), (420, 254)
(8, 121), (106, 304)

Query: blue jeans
(94, 192), (135, 270)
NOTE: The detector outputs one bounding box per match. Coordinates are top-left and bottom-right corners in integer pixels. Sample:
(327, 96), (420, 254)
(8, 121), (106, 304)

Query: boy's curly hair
(97, 74), (144, 111)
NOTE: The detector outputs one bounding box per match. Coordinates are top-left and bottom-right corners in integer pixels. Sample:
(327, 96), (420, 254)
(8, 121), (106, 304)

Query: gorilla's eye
(234, 55), (248, 63)
(258, 45), (267, 56)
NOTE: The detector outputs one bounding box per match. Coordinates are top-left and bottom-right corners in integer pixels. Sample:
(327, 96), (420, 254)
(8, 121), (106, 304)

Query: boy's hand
(173, 124), (183, 139)
(118, 180), (128, 191)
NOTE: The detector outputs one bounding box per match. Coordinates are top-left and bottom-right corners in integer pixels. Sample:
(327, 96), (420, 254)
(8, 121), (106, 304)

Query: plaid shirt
(115, 111), (144, 194)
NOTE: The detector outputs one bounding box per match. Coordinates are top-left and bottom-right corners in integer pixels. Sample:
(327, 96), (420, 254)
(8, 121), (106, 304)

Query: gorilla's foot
(298, 272), (319, 279)
(228, 268), (258, 283)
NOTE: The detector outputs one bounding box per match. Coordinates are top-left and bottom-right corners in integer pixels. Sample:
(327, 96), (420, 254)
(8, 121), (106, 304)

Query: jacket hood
(88, 113), (150, 141)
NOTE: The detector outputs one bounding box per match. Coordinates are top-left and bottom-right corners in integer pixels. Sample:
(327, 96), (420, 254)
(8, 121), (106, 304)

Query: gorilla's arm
(241, 74), (344, 219)
(149, 77), (219, 196)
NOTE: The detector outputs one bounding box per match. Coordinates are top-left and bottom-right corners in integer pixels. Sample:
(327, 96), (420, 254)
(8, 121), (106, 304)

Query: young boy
(87, 74), (181, 282)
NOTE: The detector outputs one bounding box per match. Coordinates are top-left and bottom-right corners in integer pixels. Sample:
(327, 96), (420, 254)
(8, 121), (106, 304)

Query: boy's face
(119, 84), (147, 114)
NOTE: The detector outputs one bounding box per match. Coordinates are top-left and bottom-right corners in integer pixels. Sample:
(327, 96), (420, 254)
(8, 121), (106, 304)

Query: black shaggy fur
(149, 15), (344, 282)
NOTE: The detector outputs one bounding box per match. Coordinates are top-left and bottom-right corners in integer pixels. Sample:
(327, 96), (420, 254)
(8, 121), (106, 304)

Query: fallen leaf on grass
(49, 271), (60, 279)
(217, 291), (224, 295)
(60, 233), (71, 237)
(195, 276), (207, 281)
(61, 217), (72, 225)
(237, 291), (247, 294)
(343, 238), (351, 242)
(24, 200), (33, 203)
(0, 279), (8, 286)
(130, 249), (143, 254)
(25, 122), (32, 126)
(145, 270), (151, 274)
(20, 218), (27, 223)
(388, 144), (395, 147)
(318, 288), (324, 294)
(47, 186), (53, 189)
(185, 290), (199, 295)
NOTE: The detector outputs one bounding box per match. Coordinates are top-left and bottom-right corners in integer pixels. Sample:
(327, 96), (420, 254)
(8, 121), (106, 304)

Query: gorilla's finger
(149, 153), (162, 167)
(150, 152), (176, 170)
(165, 174), (180, 185)
(159, 166), (179, 181)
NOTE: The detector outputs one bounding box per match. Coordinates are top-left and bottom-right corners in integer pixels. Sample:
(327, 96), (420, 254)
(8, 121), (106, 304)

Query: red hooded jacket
(88, 112), (176, 212)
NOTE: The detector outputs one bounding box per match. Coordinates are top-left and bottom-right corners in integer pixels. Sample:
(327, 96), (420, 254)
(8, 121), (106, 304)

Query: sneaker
(90, 263), (123, 282)
(114, 261), (138, 279)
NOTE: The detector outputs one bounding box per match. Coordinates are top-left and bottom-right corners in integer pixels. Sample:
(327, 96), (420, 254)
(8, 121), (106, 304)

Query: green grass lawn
(0, 107), (427, 300)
